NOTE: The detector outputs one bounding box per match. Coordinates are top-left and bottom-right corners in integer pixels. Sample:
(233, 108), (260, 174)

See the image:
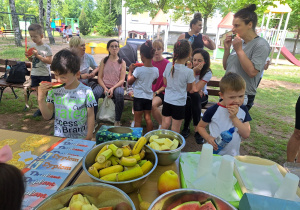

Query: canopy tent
(261, 1), (292, 65)
(213, 12), (234, 60)
(150, 9), (169, 51)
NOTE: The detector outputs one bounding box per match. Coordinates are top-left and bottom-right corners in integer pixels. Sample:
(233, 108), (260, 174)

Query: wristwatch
(155, 91), (158, 96)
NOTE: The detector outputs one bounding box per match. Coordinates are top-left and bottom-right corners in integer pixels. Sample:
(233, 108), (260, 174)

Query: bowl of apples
(144, 129), (186, 166)
(34, 182), (135, 210)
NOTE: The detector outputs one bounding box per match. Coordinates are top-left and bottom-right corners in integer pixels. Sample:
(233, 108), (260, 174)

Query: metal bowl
(149, 189), (237, 210)
(144, 129), (186, 166)
(83, 140), (158, 193)
(34, 182), (135, 210)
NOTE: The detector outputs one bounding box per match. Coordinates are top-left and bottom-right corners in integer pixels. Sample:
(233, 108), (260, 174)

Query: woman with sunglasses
(93, 39), (126, 126)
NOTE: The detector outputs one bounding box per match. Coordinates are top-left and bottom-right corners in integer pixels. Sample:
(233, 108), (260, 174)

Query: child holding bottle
(197, 72), (252, 156)
(127, 40), (159, 132)
(161, 39), (195, 133)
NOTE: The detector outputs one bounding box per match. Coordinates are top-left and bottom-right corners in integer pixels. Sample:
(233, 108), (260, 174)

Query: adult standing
(93, 39), (126, 126)
(69, 36), (99, 86)
(287, 96), (300, 162)
(152, 40), (170, 129)
(223, 4), (270, 110)
(177, 13), (216, 50)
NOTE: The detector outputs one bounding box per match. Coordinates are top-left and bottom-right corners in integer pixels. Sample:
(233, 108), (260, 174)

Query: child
(161, 39), (195, 133)
(76, 27), (80, 36)
(181, 48), (212, 144)
(197, 72), (252, 156)
(38, 49), (98, 140)
(127, 40), (159, 132)
(25, 24), (53, 117)
(152, 39), (170, 129)
(0, 145), (25, 210)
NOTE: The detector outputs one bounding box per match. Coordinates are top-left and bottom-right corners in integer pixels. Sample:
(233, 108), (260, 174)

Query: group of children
(128, 39), (251, 156)
(62, 25), (80, 43)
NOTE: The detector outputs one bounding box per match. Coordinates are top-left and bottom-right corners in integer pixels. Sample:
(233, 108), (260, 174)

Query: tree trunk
(203, 16), (208, 34)
(39, 0), (46, 37)
(292, 27), (300, 56)
(46, 0), (55, 44)
(9, 0), (22, 47)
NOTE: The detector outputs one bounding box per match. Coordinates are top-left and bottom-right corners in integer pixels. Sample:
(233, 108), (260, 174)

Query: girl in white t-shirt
(181, 48), (212, 144)
(161, 39), (195, 133)
(128, 40), (159, 132)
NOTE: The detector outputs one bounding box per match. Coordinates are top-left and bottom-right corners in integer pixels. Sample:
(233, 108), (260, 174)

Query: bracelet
(155, 91), (158, 96)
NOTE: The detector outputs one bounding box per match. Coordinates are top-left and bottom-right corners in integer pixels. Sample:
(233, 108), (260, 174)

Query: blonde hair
(220, 72), (246, 93)
(69, 36), (85, 48)
(153, 39), (164, 50)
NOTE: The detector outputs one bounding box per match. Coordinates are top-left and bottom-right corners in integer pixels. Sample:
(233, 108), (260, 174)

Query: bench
(0, 59), (32, 108)
(62, 33), (79, 43)
(0, 30), (22, 38)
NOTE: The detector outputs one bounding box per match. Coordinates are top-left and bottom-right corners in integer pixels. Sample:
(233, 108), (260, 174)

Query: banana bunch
(87, 137), (154, 182)
(148, 135), (180, 151)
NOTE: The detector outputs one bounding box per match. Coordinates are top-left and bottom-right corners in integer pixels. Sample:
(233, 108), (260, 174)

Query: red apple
(157, 170), (180, 194)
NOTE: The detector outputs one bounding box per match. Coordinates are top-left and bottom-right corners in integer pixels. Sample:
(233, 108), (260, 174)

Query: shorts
(133, 97), (152, 111)
(31, 75), (51, 87)
(162, 101), (185, 120)
(295, 96), (300, 130)
(68, 35), (73, 38)
(155, 92), (164, 101)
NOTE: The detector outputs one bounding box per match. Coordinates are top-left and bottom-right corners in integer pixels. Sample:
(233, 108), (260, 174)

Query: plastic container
(214, 127), (235, 154)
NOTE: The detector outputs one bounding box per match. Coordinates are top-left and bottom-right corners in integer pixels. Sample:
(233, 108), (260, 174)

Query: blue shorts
(31, 75), (51, 87)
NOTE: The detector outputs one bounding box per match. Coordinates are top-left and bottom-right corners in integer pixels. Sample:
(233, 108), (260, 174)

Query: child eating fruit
(38, 49), (98, 140)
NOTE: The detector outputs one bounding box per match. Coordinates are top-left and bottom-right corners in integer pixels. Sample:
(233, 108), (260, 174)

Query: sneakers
(194, 132), (205, 144)
(180, 128), (190, 138)
(33, 109), (42, 117)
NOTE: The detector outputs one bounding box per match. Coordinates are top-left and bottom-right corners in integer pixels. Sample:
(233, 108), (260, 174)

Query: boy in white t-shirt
(128, 40), (159, 132)
(38, 49), (98, 140)
(197, 72), (252, 156)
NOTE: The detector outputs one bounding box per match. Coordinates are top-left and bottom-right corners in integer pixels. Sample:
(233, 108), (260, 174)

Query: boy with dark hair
(197, 72), (252, 156)
(26, 23), (53, 117)
(38, 49), (98, 140)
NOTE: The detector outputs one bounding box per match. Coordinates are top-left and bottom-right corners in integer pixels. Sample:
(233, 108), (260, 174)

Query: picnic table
(0, 129), (83, 190)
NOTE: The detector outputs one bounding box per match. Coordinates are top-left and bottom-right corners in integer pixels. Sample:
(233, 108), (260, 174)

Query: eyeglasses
(110, 45), (119, 49)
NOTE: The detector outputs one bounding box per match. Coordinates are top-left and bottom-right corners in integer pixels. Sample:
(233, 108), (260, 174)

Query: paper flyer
(22, 187), (55, 210)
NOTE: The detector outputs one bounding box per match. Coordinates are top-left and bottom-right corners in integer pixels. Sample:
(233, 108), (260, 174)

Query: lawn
(1, 39), (300, 165)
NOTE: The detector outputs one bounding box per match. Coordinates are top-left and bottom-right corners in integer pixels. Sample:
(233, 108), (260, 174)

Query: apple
(157, 170), (180, 194)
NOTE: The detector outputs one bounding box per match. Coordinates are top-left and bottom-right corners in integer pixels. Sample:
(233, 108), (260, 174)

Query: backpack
(6, 61), (29, 83)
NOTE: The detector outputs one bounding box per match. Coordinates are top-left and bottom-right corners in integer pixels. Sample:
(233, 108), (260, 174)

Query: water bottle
(3, 65), (10, 79)
(213, 127), (235, 154)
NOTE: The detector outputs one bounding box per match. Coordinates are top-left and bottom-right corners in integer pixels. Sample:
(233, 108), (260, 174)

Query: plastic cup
(274, 173), (299, 201)
(214, 155), (235, 196)
(217, 155), (234, 182)
(197, 144), (213, 177)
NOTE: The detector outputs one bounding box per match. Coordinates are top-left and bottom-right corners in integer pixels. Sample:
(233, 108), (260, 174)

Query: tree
(287, 0), (300, 55)
(9, 0), (22, 46)
(38, 0), (46, 37)
(46, 0), (55, 44)
(79, 9), (90, 35)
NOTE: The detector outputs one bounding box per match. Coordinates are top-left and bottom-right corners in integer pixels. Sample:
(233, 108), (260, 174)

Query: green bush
(79, 9), (91, 36)
(95, 13), (116, 36)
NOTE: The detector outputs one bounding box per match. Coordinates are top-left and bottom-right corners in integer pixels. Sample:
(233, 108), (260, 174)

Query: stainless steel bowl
(34, 182), (136, 210)
(149, 189), (237, 210)
(144, 129), (186, 166)
(83, 140), (158, 193)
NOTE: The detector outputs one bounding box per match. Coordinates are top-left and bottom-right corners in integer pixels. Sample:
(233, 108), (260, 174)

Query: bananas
(132, 137), (147, 155)
(148, 135), (180, 151)
(86, 139), (154, 182)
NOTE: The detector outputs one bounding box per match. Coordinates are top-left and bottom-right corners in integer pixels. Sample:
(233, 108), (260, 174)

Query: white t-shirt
(47, 83), (98, 139)
(163, 62), (195, 106)
(195, 70), (212, 95)
(133, 66), (159, 100)
(202, 103), (252, 156)
(31, 43), (52, 76)
(67, 28), (73, 35)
